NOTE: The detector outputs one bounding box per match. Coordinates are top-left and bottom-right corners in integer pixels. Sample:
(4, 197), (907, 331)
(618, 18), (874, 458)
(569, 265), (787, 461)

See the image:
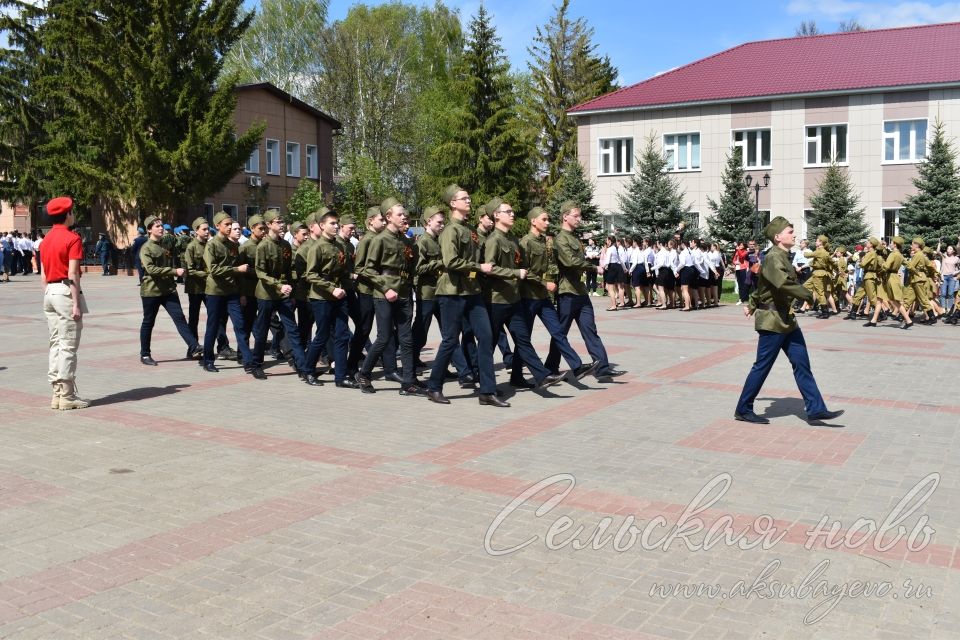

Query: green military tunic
(803, 246), (833, 305)
(303, 235), (349, 301)
(553, 229), (593, 296)
(183, 237), (208, 295)
(853, 249), (880, 306)
(435, 218), (483, 297)
(336, 236), (356, 291)
(255, 235), (295, 300)
(415, 232), (444, 301)
(882, 249), (905, 302)
(482, 228), (525, 304)
(905, 250), (932, 311)
(139, 238), (179, 297)
(292, 237), (315, 302)
(204, 234), (241, 296)
(519, 232), (556, 301)
(359, 229), (414, 299)
(748, 246), (814, 333)
(353, 232), (379, 296)
(238, 238), (260, 298)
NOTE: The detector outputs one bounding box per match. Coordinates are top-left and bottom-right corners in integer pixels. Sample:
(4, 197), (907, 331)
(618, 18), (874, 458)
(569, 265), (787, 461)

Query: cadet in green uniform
(138, 216), (201, 365)
(238, 215), (265, 353)
(290, 221), (315, 350)
(905, 237), (934, 323)
(482, 199), (565, 390)
(184, 217), (230, 356)
(520, 207), (598, 380)
(544, 201), (624, 381)
(346, 208), (392, 378)
(357, 198), (423, 396)
(803, 235), (835, 318)
(479, 201), (513, 369)
(848, 237), (881, 321)
(867, 236), (911, 329)
(834, 246), (848, 309)
(334, 215), (358, 360)
(735, 217), (843, 425)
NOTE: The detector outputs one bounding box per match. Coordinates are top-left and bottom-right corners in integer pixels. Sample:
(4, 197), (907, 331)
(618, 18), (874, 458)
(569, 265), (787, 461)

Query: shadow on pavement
(92, 384), (192, 407)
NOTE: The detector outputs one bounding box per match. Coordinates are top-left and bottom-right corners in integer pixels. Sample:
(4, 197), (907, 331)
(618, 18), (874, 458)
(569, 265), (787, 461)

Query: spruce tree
(286, 179), (325, 222)
(431, 6), (534, 212)
(547, 157), (600, 236)
(706, 148), (756, 248)
(808, 162), (869, 248)
(617, 133), (689, 240)
(899, 119), (960, 242)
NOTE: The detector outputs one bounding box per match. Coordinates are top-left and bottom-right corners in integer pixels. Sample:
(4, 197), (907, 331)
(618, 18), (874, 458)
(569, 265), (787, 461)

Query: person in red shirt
(40, 197), (89, 410)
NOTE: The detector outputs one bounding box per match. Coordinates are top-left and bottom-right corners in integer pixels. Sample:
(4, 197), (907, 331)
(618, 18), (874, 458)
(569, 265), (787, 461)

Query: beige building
(569, 22), (960, 241)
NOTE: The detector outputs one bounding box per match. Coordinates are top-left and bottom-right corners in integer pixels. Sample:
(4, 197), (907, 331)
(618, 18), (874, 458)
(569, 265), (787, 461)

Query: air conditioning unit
(248, 176), (262, 187)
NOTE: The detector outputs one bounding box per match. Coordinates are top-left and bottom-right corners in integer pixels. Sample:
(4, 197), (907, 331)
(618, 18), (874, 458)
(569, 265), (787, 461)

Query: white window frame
(305, 145), (318, 179)
(883, 208), (901, 238)
(265, 139), (280, 175)
(598, 137), (634, 176)
(683, 211), (700, 230)
(804, 124), (848, 167)
(245, 145), (260, 174)
(882, 119), (927, 164)
(286, 142), (301, 178)
(663, 132), (701, 172)
(732, 128), (772, 170)
(222, 204), (239, 219)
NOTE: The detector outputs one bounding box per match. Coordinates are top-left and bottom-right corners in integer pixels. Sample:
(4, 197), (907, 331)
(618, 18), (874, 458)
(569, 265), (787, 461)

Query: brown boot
(50, 381), (61, 410)
(58, 380), (90, 411)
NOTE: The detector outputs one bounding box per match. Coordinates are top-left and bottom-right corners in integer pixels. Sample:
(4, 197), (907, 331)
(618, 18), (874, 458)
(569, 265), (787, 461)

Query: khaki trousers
(43, 283), (83, 384)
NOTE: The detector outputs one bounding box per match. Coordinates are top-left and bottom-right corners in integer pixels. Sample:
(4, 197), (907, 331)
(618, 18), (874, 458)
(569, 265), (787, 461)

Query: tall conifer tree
(899, 120), (960, 241)
(808, 162), (868, 248)
(617, 134), (689, 240)
(706, 148), (756, 247)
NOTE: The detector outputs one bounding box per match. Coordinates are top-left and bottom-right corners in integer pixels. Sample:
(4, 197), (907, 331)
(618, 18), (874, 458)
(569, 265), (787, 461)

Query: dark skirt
(679, 265), (699, 287)
(631, 267), (647, 288)
(603, 262), (623, 285)
(656, 267), (675, 289)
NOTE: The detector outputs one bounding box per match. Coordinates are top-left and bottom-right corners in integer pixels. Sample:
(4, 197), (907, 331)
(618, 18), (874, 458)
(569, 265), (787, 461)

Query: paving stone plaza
(1, 275), (959, 639)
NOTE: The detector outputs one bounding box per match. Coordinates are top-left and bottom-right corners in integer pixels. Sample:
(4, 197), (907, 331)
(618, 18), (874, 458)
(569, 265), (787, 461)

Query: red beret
(46, 196), (73, 216)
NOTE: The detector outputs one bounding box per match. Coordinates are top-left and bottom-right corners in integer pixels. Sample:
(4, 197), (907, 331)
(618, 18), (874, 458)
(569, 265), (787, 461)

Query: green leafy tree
(335, 154), (392, 219)
(706, 148), (756, 247)
(899, 119), (960, 242)
(547, 157), (600, 236)
(617, 133), (689, 240)
(431, 5), (534, 213)
(286, 179), (325, 222)
(808, 162), (869, 248)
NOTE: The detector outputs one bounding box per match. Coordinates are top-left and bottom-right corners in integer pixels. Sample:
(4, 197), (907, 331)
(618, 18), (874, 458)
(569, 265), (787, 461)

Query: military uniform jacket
(860, 250), (880, 280)
(203, 234), (241, 296)
(804, 247), (832, 276)
(748, 246), (814, 333)
(238, 238), (260, 297)
(883, 249), (904, 279)
(415, 232), (444, 301)
(360, 229), (414, 299)
(482, 229), (525, 304)
(139, 238), (178, 297)
(336, 236), (356, 291)
(255, 235), (295, 300)
(906, 252), (929, 283)
(435, 218), (483, 297)
(519, 232), (556, 301)
(292, 237), (315, 301)
(183, 238), (208, 295)
(554, 230), (592, 296)
(303, 235), (349, 301)
(353, 232), (377, 296)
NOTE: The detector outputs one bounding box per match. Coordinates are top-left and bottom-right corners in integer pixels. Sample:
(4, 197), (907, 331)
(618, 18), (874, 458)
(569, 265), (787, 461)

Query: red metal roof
(570, 22), (960, 114)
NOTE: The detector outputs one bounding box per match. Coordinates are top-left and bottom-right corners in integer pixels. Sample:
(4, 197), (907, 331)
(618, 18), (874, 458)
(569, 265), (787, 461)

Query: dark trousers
(361, 297), (414, 385)
(413, 297), (470, 377)
(140, 293), (197, 357)
(546, 294), (610, 376)
(586, 262), (599, 292)
(306, 298), (350, 382)
(136, 263), (144, 283)
(240, 295), (257, 351)
(523, 297), (582, 370)
(429, 295), (495, 394)
(187, 293), (229, 350)
(347, 293), (396, 375)
(253, 297), (306, 372)
(100, 252), (109, 275)
(295, 298), (314, 350)
(736, 270), (750, 302)
(489, 302), (549, 384)
(203, 294), (252, 367)
(735, 328), (827, 416)
(34, 250), (40, 276)
(21, 250), (32, 274)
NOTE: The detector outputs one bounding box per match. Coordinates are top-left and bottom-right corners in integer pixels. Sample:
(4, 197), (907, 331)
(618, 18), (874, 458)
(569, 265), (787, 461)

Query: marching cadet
(479, 200), (514, 369)
(520, 207), (598, 381)
(849, 237), (881, 322)
(183, 217), (232, 358)
(802, 235), (835, 318)
(346, 207), (395, 379)
(482, 199), (565, 390)
(301, 209), (359, 388)
(356, 198), (423, 396)
(867, 236), (912, 329)
(250, 210), (309, 381)
(238, 215), (265, 353)
(834, 246), (849, 310)
(201, 212), (255, 374)
(544, 201), (625, 382)
(138, 215), (201, 366)
(289, 221), (314, 350)
(426, 185), (504, 406)
(905, 238), (935, 324)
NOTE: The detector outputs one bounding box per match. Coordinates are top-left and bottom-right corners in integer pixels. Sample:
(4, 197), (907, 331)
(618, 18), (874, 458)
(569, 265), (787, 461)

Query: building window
(883, 208), (900, 239)
(306, 145), (318, 179)
(245, 145), (259, 173)
(203, 203), (214, 218)
(883, 120), (927, 163)
(265, 139), (280, 175)
(286, 142), (301, 177)
(246, 206), (259, 221)
(599, 138), (633, 175)
(664, 133), (700, 171)
(801, 209), (813, 241)
(683, 211), (700, 230)
(805, 124), (847, 166)
(222, 204), (238, 221)
(733, 129), (771, 169)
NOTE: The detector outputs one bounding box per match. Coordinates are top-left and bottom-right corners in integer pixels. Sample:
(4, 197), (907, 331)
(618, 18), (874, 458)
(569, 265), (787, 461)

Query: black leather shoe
(399, 384), (427, 396)
(427, 390), (450, 404)
(302, 374), (322, 386)
(900, 321), (912, 330)
(187, 346), (203, 360)
(458, 376), (477, 389)
(383, 372), (404, 384)
(535, 373), (565, 390)
(246, 367), (267, 380)
(510, 378), (535, 389)
(862, 321), (877, 327)
(335, 379), (359, 389)
(202, 363), (219, 373)
(356, 373), (375, 394)
(415, 359), (429, 370)
(572, 361), (600, 380)
(479, 394), (510, 408)
(596, 369), (626, 381)
(807, 409), (845, 424)
(140, 356), (158, 366)
(734, 411), (769, 424)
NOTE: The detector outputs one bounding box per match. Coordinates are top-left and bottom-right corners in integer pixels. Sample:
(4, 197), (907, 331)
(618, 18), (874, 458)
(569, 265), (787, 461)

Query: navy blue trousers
(203, 294), (252, 367)
(306, 298), (350, 382)
(735, 328), (827, 416)
(187, 293), (228, 350)
(489, 302), (549, 384)
(429, 295), (495, 394)
(545, 294), (610, 375)
(362, 297), (414, 385)
(413, 297), (470, 378)
(523, 297), (582, 370)
(252, 297), (306, 372)
(140, 293), (197, 357)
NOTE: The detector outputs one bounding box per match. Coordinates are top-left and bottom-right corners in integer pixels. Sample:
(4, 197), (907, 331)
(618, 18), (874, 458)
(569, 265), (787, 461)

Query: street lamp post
(744, 173), (770, 240)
